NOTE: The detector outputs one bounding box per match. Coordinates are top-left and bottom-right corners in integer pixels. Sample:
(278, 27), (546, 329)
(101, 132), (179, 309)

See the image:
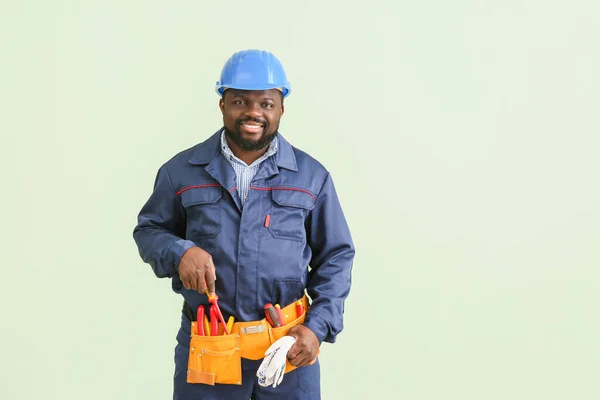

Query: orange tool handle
(206, 290), (230, 335)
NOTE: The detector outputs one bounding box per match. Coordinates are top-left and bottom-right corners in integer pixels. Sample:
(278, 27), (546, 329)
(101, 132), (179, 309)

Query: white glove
(256, 335), (296, 388)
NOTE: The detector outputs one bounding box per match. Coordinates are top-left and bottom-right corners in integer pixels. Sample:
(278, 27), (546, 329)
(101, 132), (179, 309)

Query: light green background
(2, 1), (599, 399)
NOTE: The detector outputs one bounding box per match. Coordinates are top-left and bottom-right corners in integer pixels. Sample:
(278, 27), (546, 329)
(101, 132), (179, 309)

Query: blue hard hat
(215, 49), (291, 98)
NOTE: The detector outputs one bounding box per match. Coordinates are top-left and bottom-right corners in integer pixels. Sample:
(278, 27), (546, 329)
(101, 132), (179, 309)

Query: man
(133, 49), (355, 399)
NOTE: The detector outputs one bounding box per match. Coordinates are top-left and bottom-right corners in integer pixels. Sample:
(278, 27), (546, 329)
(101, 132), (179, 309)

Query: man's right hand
(178, 246), (217, 295)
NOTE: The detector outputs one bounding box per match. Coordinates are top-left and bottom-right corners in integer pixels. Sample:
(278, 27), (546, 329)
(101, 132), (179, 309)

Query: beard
(224, 116), (279, 152)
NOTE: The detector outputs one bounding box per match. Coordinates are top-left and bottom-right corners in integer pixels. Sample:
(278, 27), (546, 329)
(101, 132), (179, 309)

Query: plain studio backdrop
(1, 1), (599, 399)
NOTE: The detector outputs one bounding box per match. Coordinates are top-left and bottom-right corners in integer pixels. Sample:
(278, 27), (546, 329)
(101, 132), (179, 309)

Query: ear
(280, 104), (285, 117)
(219, 98), (225, 114)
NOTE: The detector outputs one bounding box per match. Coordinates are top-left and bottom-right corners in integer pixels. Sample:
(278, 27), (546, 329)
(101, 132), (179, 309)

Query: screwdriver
(296, 300), (304, 318)
(204, 314), (211, 336)
(264, 303), (282, 327)
(206, 290), (230, 335)
(226, 316), (235, 334)
(275, 304), (285, 325)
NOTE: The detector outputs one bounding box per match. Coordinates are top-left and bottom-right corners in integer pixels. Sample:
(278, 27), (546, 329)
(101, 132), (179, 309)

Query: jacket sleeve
(303, 172), (355, 344)
(133, 165), (197, 278)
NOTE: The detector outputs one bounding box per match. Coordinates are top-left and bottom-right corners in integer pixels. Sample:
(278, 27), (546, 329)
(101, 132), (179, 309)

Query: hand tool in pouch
(209, 304), (219, 336)
(206, 290), (230, 335)
(295, 300), (304, 318)
(203, 314), (211, 336)
(274, 304), (285, 324)
(196, 305), (205, 336)
(264, 303), (282, 327)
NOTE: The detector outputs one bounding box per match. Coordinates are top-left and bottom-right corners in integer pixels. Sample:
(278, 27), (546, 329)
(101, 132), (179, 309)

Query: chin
(225, 126), (277, 152)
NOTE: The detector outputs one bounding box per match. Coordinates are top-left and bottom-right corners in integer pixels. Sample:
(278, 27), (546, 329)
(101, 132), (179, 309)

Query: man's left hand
(286, 325), (319, 367)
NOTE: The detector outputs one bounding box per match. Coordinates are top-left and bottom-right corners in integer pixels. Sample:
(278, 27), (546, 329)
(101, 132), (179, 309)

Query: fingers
(181, 271), (196, 291)
(195, 269), (206, 293)
(286, 330), (302, 365)
(179, 249), (217, 294)
(288, 349), (311, 367)
(286, 342), (301, 363)
(287, 342), (311, 367)
(205, 256), (217, 295)
(273, 365), (285, 388)
(287, 336), (315, 367)
(187, 274), (198, 291)
(297, 354), (313, 367)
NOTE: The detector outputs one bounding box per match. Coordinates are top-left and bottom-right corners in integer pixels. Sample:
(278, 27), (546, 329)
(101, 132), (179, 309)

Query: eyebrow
(229, 91), (276, 101)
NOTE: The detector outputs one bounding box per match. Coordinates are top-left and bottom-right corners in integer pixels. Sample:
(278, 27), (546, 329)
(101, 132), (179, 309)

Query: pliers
(206, 290), (230, 335)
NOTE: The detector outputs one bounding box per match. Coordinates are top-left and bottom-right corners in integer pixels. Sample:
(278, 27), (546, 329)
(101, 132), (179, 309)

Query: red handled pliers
(206, 290), (230, 335)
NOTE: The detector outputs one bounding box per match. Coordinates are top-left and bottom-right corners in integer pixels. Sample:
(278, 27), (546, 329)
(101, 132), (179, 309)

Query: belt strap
(182, 300), (195, 321)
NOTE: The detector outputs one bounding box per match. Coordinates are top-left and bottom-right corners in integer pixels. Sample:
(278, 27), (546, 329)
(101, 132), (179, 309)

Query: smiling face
(219, 89), (285, 152)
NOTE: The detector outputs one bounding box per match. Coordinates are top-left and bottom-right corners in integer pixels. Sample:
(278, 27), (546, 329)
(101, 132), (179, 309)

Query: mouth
(240, 122), (264, 134)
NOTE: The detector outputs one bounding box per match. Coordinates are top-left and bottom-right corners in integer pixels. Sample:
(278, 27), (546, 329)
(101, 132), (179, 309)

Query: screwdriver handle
(296, 300), (304, 318)
(264, 303), (282, 327)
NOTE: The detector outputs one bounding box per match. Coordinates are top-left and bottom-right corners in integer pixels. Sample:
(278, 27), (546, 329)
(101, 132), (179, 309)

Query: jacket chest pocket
(180, 185), (223, 239)
(267, 188), (316, 242)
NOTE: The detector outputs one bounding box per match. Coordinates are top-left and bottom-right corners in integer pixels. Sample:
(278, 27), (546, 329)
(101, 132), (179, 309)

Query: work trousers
(173, 313), (321, 399)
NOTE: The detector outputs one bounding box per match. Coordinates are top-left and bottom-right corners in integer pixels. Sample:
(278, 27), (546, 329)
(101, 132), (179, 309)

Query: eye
(233, 99), (246, 105)
(263, 102), (274, 109)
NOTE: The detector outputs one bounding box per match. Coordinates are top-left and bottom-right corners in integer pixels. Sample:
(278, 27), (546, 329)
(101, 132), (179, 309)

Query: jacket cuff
(303, 312), (330, 344)
(167, 239), (197, 275)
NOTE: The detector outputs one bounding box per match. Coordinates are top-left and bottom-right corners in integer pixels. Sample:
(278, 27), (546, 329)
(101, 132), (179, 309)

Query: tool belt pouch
(186, 295), (317, 385)
(186, 325), (242, 386)
(236, 295), (318, 375)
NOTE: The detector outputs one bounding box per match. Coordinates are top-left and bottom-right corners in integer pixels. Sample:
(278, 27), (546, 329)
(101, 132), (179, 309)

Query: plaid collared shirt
(220, 130), (278, 206)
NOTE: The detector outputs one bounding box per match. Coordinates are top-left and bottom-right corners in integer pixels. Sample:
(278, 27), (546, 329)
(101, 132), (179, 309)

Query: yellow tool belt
(186, 294), (318, 386)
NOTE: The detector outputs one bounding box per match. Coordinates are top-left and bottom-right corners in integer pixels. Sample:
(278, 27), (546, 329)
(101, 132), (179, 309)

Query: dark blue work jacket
(133, 129), (355, 343)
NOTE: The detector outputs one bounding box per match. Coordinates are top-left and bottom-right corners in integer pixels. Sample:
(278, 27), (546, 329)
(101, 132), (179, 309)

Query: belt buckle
(240, 324), (265, 335)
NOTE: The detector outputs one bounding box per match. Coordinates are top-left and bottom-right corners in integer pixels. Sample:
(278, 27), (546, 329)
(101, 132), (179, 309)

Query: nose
(244, 102), (263, 118)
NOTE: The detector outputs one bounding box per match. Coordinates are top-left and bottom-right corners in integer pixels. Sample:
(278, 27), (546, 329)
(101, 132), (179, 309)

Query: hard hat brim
(216, 83), (291, 98)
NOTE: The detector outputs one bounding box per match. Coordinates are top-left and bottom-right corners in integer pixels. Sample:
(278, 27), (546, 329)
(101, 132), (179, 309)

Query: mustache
(236, 116), (268, 127)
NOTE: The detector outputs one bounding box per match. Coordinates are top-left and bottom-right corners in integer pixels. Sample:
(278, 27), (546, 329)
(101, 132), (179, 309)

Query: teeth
(243, 124), (262, 128)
